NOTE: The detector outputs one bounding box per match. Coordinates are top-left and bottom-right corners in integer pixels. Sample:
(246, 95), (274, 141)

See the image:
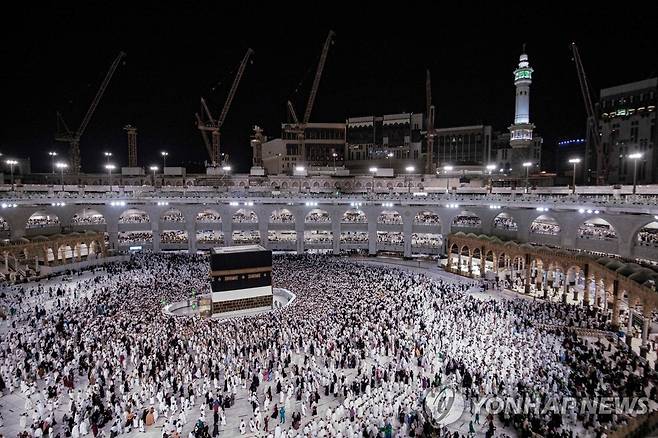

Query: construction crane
(571, 43), (605, 185)
(285, 30), (335, 164)
(425, 69), (437, 174)
(56, 51), (126, 174)
(196, 48), (254, 166)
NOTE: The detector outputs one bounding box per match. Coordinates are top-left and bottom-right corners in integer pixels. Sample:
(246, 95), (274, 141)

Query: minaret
(508, 46), (535, 148)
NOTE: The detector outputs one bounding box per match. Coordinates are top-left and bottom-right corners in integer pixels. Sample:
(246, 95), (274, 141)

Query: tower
(508, 48), (535, 149)
(124, 125), (138, 167)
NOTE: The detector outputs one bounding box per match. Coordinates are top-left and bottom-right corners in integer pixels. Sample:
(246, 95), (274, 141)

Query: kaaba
(209, 245), (273, 315)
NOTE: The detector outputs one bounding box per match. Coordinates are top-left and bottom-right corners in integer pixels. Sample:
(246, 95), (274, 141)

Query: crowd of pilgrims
(71, 215), (106, 226)
(196, 231), (224, 244)
(0, 217), (9, 231)
(196, 212), (221, 224)
(577, 224), (618, 241)
(26, 216), (61, 229)
(117, 232), (153, 245)
(233, 211), (258, 224)
(270, 211), (295, 225)
(1, 254), (658, 438)
(451, 216), (481, 229)
(530, 220), (561, 236)
(161, 212), (186, 223)
(413, 213), (440, 226)
(377, 213), (402, 225)
(118, 213), (150, 224)
(492, 217), (518, 231)
(160, 231), (189, 244)
(232, 231), (261, 245)
(305, 211), (330, 224)
(637, 228), (658, 247)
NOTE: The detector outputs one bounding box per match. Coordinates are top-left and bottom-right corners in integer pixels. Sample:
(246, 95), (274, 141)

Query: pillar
(4, 252), (8, 271)
(367, 216), (377, 256)
(467, 253), (473, 277)
(224, 219), (233, 247)
(152, 222), (160, 252)
(611, 280), (620, 329)
(295, 219), (304, 255)
(582, 265), (590, 306)
(524, 254), (531, 294)
(642, 306), (652, 347)
(332, 216), (341, 255)
(258, 219), (269, 251)
(187, 221), (197, 254)
(402, 219), (412, 259)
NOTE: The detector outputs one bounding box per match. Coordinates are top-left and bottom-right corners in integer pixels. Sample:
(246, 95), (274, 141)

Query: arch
(233, 209), (258, 223)
(378, 210), (402, 225)
(411, 233), (443, 248)
(636, 221), (658, 247)
(71, 208), (106, 225)
(281, 181), (289, 189)
(341, 209), (367, 224)
(305, 208), (330, 223)
(530, 215), (561, 235)
(323, 182), (330, 188)
(270, 208), (295, 224)
(160, 208), (185, 223)
(492, 212), (518, 231)
(196, 209), (221, 223)
(414, 210), (441, 227)
(119, 209), (150, 224)
(26, 211), (60, 229)
(578, 217), (617, 240)
(451, 211), (481, 229)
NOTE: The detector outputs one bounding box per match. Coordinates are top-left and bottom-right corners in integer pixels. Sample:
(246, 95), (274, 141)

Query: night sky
(2, 3), (656, 173)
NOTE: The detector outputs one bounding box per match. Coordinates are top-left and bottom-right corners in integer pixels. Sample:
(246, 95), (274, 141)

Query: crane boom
(571, 43), (605, 184)
(302, 30), (334, 124)
(77, 51), (126, 137)
(217, 48), (254, 128)
(195, 112), (213, 158)
(287, 100), (300, 125)
(55, 51), (126, 174)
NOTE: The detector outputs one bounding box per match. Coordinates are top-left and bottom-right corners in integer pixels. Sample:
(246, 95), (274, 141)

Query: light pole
(332, 152), (338, 173)
(405, 165), (415, 193)
(522, 162), (532, 193)
(105, 164), (116, 191)
(568, 158), (581, 195)
(104, 151), (113, 166)
(6, 160), (18, 190)
(55, 162), (68, 187)
(161, 151), (169, 169)
(149, 165), (158, 186)
(443, 165), (453, 194)
(629, 153), (643, 195)
(486, 164), (496, 193)
(48, 151), (58, 174)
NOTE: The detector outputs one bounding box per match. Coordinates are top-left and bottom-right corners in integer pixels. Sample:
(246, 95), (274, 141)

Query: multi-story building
(594, 78), (657, 185)
(345, 113), (424, 172)
(433, 125), (493, 168)
(491, 132), (542, 174)
(261, 122), (346, 174)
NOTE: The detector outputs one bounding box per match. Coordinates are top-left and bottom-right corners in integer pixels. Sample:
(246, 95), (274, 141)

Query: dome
(616, 263), (642, 277)
(466, 233), (478, 239)
(453, 231), (466, 237)
(504, 241), (518, 247)
(12, 237), (30, 244)
(597, 257), (614, 265)
(629, 269), (655, 285)
(49, 234), (65, 240)
(477, 234), (490, 241)
(605, 260), (624, 271)
(520, 243), (534, 250)
(84, 230), (98, 235)
(31, 235), (49, 242)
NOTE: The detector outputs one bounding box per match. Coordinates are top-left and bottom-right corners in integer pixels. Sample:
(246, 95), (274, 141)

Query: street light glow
(522, 162), (532, 167)
(628, 153), (643, 160)
(55, 162), (68, 169)
(6, 160), (18, 165)
(568, 158), (581, 164)
(486, 164), (496, 171)
(369, 167), (378, 173)
(295, 166), (305, 172)
(161, 151), (169, 157)
(105, 164), (116, 170)
(149, 166), (158, 171)
(222, 166), (232, 171)
(443, 165), (453, 172)
(405, 166), (415, 172)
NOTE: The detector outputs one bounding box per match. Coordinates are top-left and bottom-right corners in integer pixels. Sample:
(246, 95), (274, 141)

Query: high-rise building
(594, 78), (657, 184)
